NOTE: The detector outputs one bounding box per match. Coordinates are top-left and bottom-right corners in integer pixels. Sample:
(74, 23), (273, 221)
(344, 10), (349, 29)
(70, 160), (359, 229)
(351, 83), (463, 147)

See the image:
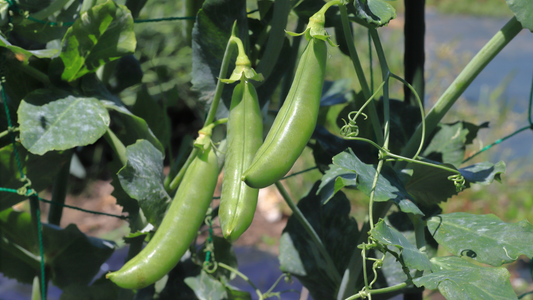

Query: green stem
(219, 262), (263, 300)
(20, 0), (71, 23)
(369, 28), (390, 151)
(168, 148), (198, 192)
(6, 60), (50, 86)
(368, 159), (385, 230)
(164, 135), (193, 192)
(386, 152), (461, 176)
(255, 0), (290, 81)
(103, 128), (127, 166)
(274, 181), (342, 283)
(344, 282), (409, 300)
(339, 4), (383, 145)
(399, 16), (523, 168)
(203, 23), (238, 127)
(48, 151), (72, 226)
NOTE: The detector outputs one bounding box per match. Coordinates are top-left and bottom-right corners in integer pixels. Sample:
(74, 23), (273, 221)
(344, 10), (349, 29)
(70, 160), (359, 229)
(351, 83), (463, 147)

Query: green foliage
(414, 256), (518, 299)
(18, 90), (110, 155)
(57, 0), (136, 82)
(118, 140), (171, 227)
(505, 0), (533, 31)
(427, 213), (533, 266)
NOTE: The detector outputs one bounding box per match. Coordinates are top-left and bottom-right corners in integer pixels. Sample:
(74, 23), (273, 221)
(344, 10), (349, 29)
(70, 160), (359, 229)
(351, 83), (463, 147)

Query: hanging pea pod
(106, 124), (220, 289)
(219, 34), (263, 241)
(242, 1), (338, 189)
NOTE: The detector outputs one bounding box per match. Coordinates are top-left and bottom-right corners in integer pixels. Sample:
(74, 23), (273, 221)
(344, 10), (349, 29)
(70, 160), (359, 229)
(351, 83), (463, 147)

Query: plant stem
(48, 151), (72, 226)
(219, 262), (263, 299)
(167, 148), (198, 193)
(0, 129), (8, 139)
(398, 16), (523, 168)
(203, 24), (237, 127)
(344, 282), (409, 300)
(274, 181), (342, 283)
(164, 135), (193, 192)
(339, 4), (383, 145)
(369, 28), (390, 151)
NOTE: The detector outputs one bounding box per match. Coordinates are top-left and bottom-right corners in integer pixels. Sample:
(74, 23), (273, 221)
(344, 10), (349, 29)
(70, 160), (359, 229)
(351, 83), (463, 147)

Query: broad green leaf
(102, 100), (164, 154)
(353, 0), (396, 27)
(505, 0), (533, 31)
(58, 0), (136, 81)
(404, 161), (505, 206)
(423, 122), (488, 168)
(191, 0), (247, 118)
(318, 148), (423, 215)
(59, 273), (119, 300)
(184, 271), (227, 300)
(118, 140), (171, 227)
(18, 89), (110, 155)
(279, 182), (358, 300)
(0, 209), (115, 287)
(311, 125), (376, 173)
(371, 219), (432, 272)
(427, 213), (533, 266)
(0, 144), (71, 210)
(197, 236), (238, 281)
(0, 35), (59, 64)
(132, 87), (171, 150)
(413, 256), (517, 300)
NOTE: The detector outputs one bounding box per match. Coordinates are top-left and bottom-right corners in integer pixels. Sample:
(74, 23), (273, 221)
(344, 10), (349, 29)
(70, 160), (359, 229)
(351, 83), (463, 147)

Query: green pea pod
(219, 80), (263, 241)
(242, 37), (327, 188)
(106, 135), (219, 289)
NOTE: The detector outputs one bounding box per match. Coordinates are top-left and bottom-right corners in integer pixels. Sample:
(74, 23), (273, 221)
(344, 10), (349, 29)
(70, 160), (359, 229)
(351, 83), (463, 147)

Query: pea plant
(1, 0), (533, 299)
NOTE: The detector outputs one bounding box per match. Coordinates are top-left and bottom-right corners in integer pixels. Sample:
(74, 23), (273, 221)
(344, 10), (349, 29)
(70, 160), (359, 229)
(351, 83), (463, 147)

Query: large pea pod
(242, 38), (327, 188)
(106, 142), (219, 289)
(219, 80), (263, 241)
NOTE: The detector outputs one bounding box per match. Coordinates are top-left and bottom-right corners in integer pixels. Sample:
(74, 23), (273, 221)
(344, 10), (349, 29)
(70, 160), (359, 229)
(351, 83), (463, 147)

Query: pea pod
(242, 37), (327, 188)
(106, 130), (219, 289)
(219, 79), (263, 241)
(218, 34), (264, 241)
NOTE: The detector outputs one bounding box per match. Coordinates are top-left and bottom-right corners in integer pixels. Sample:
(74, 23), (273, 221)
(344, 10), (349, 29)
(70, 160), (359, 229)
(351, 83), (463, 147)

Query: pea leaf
(0, 35), (59, 64)
(427, 213), (533, 267)
(423, 121), (488, 168)
(18, 89), (110, 155)
(184, 271), (227, 300)
(404, 160), (506, 207)
(353, 0), (396, 27)
(57, 0), (136, 82)
(0, 209), (116, 288)
(413, 256), (517, 300)
(371, 219), (432, 272)
(505, 0), (533, 31)
(118, 140), (171, 227)
(318, 148), (423, 216)
(278, 182), (359, 300)
(191, 0), (247, 118)
(0, 143), (71, 211)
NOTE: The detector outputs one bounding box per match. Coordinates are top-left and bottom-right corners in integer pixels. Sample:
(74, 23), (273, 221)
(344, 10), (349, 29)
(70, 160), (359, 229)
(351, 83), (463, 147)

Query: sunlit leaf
(427, 213), (533, 266)
(505, 0), (533, 31)
(371, 219), (432, 272)
(414, 256), (517, 300)
(18, 89), (109, 155)
(58, 0), (136, 81)
(184, 271), (227, 300)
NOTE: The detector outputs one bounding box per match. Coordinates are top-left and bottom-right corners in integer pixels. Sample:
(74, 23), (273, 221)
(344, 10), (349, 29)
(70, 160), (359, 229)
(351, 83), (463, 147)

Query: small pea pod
(219, 80), (263, 241)
(106, 129), (219, 289)
(242, 37), (327, 188)
(219, 34), (263, 241)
